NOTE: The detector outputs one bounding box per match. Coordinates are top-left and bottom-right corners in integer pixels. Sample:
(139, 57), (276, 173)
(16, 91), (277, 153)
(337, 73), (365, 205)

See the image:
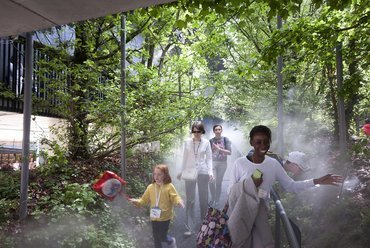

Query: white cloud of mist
(15, 196), (152, 247)
(164, 121), (250, 187)
(269, 113), (352, 210)
(110, 195), (153, 246)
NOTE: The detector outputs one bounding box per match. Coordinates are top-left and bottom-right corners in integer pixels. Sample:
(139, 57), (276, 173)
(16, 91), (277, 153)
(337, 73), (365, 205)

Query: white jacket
(227, 178), (259, 248)
(181, 138), (213, 176)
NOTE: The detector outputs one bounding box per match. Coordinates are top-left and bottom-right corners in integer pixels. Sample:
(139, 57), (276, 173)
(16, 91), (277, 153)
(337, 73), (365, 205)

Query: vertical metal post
(120, 13), (127, 180)
(20, 32), (33, 220)
(271, 189), (300, 248)
(335, 43), (347, 155)
(276, 15), (284, 156)
(275, 205), (281, 248)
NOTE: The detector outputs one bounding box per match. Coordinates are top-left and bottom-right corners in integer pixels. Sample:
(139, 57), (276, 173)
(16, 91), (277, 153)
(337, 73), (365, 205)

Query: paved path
(170, 171), (232, 248)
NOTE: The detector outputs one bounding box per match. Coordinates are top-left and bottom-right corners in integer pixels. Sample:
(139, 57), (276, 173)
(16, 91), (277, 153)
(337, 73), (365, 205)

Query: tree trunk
(68, 23), (90, 160)
(326, 64), (339, 141)
(336, 42), (347, 155)
(345, 39), (360, 135)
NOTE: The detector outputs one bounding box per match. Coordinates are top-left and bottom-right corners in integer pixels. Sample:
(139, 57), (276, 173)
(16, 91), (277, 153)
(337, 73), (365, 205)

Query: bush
(0, 199), (18, 223)
(0, 171), (20, 199)
(0, 149), (155, 247)
(361, 208), (370, 244)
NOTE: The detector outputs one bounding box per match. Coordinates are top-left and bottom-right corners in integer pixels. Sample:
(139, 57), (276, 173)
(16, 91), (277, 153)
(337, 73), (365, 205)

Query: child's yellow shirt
(136, 182), (182, 221)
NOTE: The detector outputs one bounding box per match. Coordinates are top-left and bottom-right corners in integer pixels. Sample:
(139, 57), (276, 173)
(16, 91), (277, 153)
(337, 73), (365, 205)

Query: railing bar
(275, 205), (281, 248)
(271, 189), (300, 248)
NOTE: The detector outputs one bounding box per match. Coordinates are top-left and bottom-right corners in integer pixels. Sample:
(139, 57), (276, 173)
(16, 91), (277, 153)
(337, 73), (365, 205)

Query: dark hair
(152, 164), (172, 184)
(366, 118), (370, 124)
(191, 121), (206, 134)
(249, 125), (272, 141)
(213, 124), (223, 131)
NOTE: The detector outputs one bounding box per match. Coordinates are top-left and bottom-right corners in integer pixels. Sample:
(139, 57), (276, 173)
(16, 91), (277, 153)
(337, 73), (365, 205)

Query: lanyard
(193, 139), (201, 157)
(154, 184), (162, 207)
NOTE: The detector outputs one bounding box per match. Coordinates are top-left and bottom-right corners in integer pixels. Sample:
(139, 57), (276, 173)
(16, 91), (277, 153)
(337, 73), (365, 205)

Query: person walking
(209, 124), (232, 206)
(130, 164), (184, 248)
(227, 125), (344, 247)
(177, 121), (213, 236)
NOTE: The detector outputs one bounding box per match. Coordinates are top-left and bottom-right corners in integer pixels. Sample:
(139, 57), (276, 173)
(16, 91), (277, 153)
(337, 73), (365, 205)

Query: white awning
(0, 0), (176, 37)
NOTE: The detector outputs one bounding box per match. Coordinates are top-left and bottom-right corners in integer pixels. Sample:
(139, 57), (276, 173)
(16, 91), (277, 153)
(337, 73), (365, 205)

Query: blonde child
(130, 164), (184, 248)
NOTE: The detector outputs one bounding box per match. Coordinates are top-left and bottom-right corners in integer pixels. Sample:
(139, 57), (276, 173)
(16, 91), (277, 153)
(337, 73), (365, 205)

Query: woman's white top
(228, 155), (315, 199)
(181, 138), (213, 176)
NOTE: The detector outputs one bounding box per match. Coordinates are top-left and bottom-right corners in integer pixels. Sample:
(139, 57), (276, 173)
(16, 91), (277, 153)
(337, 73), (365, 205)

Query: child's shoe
(168, 237), (177, 248)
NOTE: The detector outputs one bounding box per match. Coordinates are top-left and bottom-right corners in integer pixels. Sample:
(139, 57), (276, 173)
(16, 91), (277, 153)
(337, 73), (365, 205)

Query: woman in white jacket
(177, 121), (213, 236)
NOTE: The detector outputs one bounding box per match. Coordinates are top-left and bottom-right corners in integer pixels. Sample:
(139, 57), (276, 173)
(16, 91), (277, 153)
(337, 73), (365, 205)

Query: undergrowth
(0, 149), (160, 247)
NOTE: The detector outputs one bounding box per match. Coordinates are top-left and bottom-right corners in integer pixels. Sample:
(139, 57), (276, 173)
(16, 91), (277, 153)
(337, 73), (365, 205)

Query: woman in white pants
(177, 121), (213, 236)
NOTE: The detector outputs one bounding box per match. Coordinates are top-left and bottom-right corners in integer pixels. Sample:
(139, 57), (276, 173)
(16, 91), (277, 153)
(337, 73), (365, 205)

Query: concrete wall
(0, 111), (64, 150)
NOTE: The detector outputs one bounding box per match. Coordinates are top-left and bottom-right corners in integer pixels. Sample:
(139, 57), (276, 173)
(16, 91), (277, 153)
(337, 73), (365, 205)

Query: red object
(92, 171), (127, 201)
(363, 124), (370, 136)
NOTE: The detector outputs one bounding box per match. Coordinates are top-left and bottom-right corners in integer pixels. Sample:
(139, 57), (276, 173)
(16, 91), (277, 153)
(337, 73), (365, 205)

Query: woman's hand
(313, 174), (344, 186)
(252, 177), (263, 188)
(212, 143), (220, 151)
(209, 174), (215, 182)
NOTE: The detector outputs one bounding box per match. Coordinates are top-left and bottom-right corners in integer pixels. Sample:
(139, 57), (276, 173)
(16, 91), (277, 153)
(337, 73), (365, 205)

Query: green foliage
(304, 197), (365, 248)
(361, 208), (370, 244)
(24, 180), (133, 247)
(0, 171), (20, 199)
(181, 0), (354, 21)
(32, 5), (218, 161)
(278, 190), (370, 248)
(0, 199), (18, 223)
(0, 81), (15, 99)
(37, 141), (70, 177)
(57, 183), (96, 212)
(351, 137), (370, 159)
(45, 142), (69, 166)
(200, 0), (370, 140)
(21, 209), (136, 248)
(0, 162), (142, 247)
(0, 233), (15, 248)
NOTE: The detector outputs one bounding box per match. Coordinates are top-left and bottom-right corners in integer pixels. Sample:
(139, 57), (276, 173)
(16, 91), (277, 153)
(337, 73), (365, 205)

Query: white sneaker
(184, 223), (193, 236)
(168, 237), (177, 248)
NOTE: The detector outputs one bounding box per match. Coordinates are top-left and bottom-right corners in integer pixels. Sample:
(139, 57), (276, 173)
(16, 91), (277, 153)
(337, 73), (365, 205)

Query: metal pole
(120, 13), (127, 180)
(275, 205), (281, 248)
(271, 189), (300, 248)
(20, 32), (33, 220)
(277, 15), (284, 156)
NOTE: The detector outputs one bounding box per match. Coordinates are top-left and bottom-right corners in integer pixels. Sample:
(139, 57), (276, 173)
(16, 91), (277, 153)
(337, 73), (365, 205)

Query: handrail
(270, 188), (301, 248)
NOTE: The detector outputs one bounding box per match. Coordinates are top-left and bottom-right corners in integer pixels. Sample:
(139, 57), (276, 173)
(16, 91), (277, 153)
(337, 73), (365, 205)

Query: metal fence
(0, 37), (62, 117)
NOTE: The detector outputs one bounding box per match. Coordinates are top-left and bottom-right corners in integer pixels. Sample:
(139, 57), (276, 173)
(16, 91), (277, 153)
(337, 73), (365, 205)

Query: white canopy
(0, 0), (175, 37)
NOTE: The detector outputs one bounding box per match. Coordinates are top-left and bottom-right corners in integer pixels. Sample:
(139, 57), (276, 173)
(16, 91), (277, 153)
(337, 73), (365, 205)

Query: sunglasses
(192, 131), (202, 133)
